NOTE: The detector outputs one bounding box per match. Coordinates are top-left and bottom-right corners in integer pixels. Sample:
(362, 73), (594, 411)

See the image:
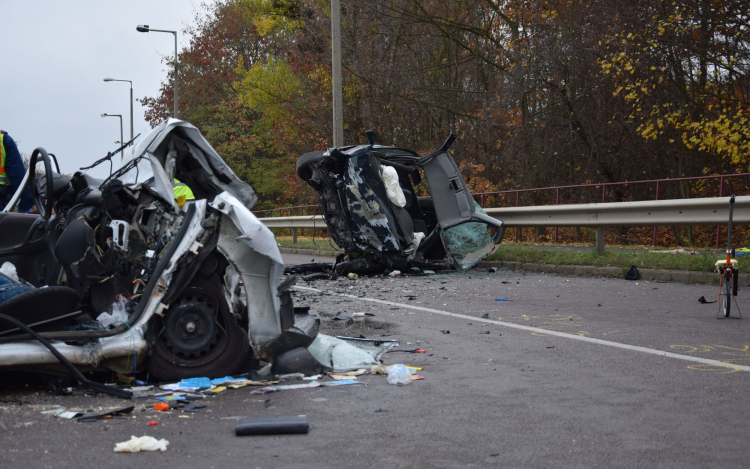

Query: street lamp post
(103, 78), (133, 142)
(137, 24), (178, 118)
(331, 0), (343, 147)
(101, 114), (124, 160)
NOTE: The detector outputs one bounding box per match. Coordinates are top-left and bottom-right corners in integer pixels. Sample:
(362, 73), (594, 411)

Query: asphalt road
(2, 259), (750, 468)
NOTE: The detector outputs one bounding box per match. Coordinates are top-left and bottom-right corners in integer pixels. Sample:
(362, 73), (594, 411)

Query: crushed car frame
(295, 131), (505, 275)
(0, 119), (317, 383)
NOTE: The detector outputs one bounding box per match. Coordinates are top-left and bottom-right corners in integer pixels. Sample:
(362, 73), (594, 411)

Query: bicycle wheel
(722, 272), (732, 318)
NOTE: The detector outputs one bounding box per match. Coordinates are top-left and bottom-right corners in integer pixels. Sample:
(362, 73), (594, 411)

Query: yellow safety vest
(0, 131), (8, 186)
(173, 179), (195, 207)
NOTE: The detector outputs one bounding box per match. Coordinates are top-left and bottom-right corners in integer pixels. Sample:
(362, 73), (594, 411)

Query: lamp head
(101, 113), (107, 118)
(103, 78), (114, 82)
(136, 24), (150, 32)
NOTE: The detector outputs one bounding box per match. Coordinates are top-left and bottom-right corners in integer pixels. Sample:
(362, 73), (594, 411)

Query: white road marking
(294, 285), (750, 372)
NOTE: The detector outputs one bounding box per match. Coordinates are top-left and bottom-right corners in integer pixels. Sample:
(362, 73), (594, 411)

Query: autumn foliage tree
(141, 0), (750, 231)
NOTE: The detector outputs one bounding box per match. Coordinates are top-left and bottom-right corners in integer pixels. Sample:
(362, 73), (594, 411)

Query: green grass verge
(277, 237), (726, 272)
(486, 245), (722, 272)
(277, 237), (342, 253)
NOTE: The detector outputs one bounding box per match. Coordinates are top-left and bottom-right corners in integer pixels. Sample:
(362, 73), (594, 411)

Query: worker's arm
(2, 134), (34, 212)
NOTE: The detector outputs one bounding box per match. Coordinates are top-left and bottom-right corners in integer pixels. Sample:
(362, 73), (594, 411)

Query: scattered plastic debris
(250, 381), (321, 395)
(154, 403), (170, 412)
(494, 298), (514, 302)
(308, 334), (396, 371)
(388, 270), (402, 277)
(386, 364), (413, 385)
(698, 296), (717, 304)
(114, 435), (169, 453)
(320, 379), (363, 387)
(347, 273), (359, 280)
(78, 405), (134, 423)
(148, 421), (158, 426)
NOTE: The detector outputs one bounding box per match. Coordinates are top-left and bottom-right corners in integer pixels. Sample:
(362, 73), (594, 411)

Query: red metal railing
(255, 172), (750, 248)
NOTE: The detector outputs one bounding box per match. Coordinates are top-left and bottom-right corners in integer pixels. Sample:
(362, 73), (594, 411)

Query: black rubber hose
(0, 313), (132, 399)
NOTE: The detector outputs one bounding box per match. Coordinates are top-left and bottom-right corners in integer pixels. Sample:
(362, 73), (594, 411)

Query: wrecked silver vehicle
(295, 131), (505, 275)
(0, 119), (317, 386)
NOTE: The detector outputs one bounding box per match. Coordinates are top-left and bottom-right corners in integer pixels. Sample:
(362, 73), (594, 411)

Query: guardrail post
(554, 187), (560, 243)
(595, 227), (605, 255)
(292, 228), (297, 244)
(716, 176), (724, 248)
(515, 190), (521, 242)
(653, 181), (660, 245)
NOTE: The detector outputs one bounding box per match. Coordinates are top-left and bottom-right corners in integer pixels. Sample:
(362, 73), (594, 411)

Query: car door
(420, 150), (504, 270)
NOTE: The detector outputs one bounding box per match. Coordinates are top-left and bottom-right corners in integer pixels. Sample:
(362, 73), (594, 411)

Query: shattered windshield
(440, 202), (496, 270)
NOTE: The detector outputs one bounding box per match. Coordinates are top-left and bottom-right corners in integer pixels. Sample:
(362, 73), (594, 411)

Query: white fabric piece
(412, 232), (425, 248)
(0, 262), (19, 282)
(381, 166), (406, 207)
(114, 435), (169, 453)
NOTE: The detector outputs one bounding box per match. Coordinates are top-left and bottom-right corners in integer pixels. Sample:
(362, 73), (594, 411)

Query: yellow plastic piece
(715, 259), (738, 269)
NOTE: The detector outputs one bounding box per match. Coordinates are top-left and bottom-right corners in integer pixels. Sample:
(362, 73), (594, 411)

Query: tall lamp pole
(136, 24), (178, 118)
(331, 0), (343, 147)
(101, 114), (124, 160)
(103, 78), (133, 142)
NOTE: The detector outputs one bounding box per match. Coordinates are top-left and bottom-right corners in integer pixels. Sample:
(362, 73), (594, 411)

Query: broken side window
(439, 202), (495, 270)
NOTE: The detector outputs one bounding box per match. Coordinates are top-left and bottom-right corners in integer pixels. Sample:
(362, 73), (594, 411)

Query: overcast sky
(2, 1), (201, 178)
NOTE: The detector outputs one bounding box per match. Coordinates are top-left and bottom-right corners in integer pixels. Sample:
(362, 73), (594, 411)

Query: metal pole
(652, 181), (660, 245)
(554, 187), (560, 243)
(118, 115), (123, 155)
(173, 32), (178, 119)
(516, 191), (523, 242)
(717, 176), (724, 248)
(331, 0), (343, 147)
(129, 84), (134, 141)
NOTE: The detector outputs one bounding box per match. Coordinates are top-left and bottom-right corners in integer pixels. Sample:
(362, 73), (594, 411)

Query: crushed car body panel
(295, 132), (505, 273)
(0, 119), (312, 378)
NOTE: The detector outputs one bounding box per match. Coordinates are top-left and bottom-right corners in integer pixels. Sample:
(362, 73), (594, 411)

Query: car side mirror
(365, 130), (376, 146)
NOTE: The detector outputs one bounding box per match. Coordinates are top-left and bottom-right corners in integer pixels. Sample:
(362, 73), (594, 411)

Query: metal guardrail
(255, 172), (750, 247)
(259, 196), (749, 254)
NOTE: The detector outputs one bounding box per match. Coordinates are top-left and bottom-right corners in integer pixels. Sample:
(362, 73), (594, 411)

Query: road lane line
(294, 285), (750, 372)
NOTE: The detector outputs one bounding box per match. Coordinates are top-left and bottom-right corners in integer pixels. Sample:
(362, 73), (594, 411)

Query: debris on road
(235, 416), (309, 436)
(386, 364), (414, 385)
(495, 298), (514, 302)
(78, 405), (135, 423)
(114, 435), (169, 453)
(625, 265), (640, 280)
(698, 296), (717, 304)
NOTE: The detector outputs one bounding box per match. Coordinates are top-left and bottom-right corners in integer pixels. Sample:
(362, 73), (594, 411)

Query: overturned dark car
(0, 120), (318, 385)
(295, 131), (504, 275)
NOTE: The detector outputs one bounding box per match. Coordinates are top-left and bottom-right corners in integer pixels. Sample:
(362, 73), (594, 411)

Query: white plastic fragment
(386, 364), (414, 385)
(381, 166), (406, 207)
(388, 270), (401, 277)
(114, 435), (169, 453)
(0, 262), (19, 282)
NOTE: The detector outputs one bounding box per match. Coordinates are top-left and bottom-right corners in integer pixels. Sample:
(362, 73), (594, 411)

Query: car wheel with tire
(147, 274), (249, 381)
(295, 151), (326, 181)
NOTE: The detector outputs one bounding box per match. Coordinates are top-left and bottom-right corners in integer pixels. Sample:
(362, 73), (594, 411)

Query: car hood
(119, 119), (258, 210)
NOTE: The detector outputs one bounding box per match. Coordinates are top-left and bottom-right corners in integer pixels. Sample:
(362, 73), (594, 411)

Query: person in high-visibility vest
(173, 178), (195, 207)
(0, 130), (33, 212)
